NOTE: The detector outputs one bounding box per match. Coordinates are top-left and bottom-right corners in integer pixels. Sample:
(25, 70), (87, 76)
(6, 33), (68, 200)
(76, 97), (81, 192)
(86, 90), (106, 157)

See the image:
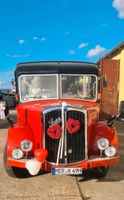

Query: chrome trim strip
(84, 110), (88, 160)
(87, 106), (99, 111)
(60, 102), (66, 160)
(64, 107), (68, 164)
(56, 138), (62, 165)
(43, 156), (118, 166)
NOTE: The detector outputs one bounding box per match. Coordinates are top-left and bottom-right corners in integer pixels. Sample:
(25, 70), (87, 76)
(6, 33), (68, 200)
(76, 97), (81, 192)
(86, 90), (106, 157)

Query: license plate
(52, 168), (82, 175)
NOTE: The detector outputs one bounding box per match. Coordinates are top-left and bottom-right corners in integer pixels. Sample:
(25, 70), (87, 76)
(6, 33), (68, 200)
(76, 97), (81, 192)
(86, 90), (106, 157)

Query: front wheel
(3, 145), (29, 178)
(92, 166), (109, 178)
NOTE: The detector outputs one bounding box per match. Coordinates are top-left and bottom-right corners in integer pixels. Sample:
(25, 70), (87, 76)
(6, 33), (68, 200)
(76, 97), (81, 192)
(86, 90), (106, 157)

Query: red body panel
(6, 99), (119, 171)
(91, 122), (118, 155)
(7, 125), (34, 158)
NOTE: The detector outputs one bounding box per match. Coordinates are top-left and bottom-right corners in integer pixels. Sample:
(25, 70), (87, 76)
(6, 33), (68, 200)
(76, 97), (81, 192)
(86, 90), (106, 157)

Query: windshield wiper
(26, 96), (42, 99)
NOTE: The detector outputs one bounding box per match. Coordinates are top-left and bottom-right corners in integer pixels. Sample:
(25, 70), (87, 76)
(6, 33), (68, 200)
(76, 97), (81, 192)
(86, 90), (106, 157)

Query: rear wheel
(92, 166), (109, 178)
(3, 145), (29, 178)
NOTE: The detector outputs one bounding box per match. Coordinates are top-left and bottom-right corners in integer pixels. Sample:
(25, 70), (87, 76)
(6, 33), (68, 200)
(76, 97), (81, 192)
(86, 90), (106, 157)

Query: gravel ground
(0, 110), (124, 200)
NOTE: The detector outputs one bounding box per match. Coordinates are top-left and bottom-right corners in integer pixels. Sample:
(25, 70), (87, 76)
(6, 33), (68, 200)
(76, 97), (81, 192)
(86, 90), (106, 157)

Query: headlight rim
(97, 137), (109, 150)
(12, 148), (23, 160)
(104, 145), (116, 157)
(20, 139), (33, 152)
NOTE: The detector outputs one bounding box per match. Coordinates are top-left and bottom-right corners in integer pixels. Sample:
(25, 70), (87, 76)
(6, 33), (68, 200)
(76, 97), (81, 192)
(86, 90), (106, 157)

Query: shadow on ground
(78, 121), (124, 182)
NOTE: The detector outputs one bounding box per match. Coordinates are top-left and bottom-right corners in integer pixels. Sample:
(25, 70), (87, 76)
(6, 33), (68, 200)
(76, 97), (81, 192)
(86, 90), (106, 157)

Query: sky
(0, 0), (124, 89)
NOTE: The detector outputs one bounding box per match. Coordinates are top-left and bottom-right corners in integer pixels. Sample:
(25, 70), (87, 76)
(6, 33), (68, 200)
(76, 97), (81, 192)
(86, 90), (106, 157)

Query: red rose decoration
(66, 118), (80, 135)
(47, 124), (62, 139)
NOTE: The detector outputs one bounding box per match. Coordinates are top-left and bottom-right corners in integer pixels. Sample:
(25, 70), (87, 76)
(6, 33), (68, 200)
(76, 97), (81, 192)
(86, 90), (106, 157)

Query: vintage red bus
(1, 61), (119, 178)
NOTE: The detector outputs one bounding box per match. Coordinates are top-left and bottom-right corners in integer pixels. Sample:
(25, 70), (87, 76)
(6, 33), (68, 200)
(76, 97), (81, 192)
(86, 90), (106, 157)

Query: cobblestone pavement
(0, 110), (124, 200)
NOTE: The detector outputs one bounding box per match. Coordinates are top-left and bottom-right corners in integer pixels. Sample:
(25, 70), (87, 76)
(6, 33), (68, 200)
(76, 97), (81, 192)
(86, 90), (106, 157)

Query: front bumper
(7, 156), (119, 171)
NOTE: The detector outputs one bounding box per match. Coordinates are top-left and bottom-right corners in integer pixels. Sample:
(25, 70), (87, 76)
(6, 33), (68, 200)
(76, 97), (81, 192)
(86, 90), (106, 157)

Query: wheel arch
(89, 122), (118, 155)
(7, 124), (35, 158)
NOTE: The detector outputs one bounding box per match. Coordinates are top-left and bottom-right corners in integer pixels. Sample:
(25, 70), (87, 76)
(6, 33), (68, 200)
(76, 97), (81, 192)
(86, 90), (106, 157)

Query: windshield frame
(18, 74), (98, 102)
(18, 74), (59, 102)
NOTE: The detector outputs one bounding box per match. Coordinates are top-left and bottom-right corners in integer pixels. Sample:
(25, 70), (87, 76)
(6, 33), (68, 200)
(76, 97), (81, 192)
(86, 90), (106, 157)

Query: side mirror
(118, 111), (124, 121)
(0, 101), (9, 120)
(11, 79), (15, 86)
(108, 111), (124, 127)
(101, 75), (107, 87)
(119, 101), (124, 121)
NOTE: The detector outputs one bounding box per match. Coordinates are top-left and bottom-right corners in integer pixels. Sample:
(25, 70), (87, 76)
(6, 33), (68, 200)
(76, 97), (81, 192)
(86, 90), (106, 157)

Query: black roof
(15, 61), (98, 77)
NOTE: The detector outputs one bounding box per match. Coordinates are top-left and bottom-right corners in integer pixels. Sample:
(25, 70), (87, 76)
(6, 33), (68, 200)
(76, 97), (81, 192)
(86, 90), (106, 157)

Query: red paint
(90, 122), (118, 155)
(7, 125), (35, 158)
(6, 99), (119, 173)
(34, 148), (48, 162)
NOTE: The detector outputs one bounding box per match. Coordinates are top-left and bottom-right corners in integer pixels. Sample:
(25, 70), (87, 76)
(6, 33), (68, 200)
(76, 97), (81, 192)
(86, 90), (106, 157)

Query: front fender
(90, 122), (118, 155)
(7, 124), (35, 157)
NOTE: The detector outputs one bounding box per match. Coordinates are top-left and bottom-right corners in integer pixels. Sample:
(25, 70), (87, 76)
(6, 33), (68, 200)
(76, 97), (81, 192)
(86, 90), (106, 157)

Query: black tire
(92, 166), (109, 178)
(3, 145), (29, 178)
(120, 101), (124, 111)
(0, 94), (2, 100)
(119, 101), (124, 121)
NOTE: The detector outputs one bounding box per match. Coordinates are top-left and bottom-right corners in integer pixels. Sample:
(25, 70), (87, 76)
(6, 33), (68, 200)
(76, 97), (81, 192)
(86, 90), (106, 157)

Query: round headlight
(105, 146), (116, 157)
(12, 148), (23, 160)
(97, 138), (109, 150)
(20, 140), (33, 152)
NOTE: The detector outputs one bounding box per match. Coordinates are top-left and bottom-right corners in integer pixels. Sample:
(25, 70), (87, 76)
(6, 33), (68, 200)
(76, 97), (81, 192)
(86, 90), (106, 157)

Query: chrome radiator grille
(44, 109), (61, 163)
(66, 110), (85, 163)
(43, 105), (85, 164)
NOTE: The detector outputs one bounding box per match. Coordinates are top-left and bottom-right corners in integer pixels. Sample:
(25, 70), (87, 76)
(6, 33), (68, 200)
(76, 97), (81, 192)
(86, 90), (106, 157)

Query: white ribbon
(26, 159), (41, 176)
